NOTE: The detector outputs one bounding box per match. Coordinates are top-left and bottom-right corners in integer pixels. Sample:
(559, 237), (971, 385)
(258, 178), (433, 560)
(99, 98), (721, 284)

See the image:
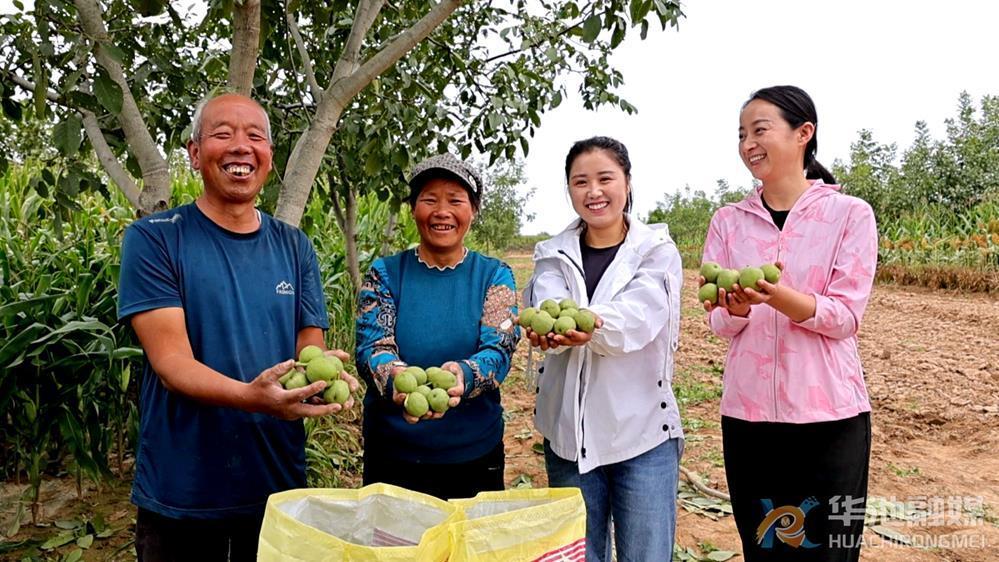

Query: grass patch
(674, 368), (723, 413)
(887, 462), (922, 478)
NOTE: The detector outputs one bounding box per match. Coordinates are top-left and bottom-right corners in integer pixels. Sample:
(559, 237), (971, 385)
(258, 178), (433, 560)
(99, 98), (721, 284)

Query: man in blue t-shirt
(117, 93), (357, 561)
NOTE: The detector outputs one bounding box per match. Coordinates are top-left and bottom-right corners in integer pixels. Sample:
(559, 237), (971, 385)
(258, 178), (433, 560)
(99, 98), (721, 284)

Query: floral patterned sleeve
(458, 262), (521, 399)
(355, 261), (401, 400)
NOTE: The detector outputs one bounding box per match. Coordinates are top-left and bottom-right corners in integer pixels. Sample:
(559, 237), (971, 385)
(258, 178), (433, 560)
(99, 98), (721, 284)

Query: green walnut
(554, 315), (577, 336)
(415, 385), (432, 397)
(323, 379), (351, 405)
(394, 371), (418, 394)
(559, 298), (578, 311)
(531, 311), (556, 335)
(306, 356), (342, 384)
(761, 263), (781, 284)
(404, 392), (429, 417)
(429, 369), (457, 390)
(573, 309), (596, 334)
(540, 299), (561, 318)
(425, 366), (445, 379)
(739, 266), (765, 291)
(428, 388), (450, 413)
(284, 372), (309, 390)
(298, 345), (324, 365)
(278, 370), (296, 387)
(403, 366), (428, 386)
(519, 307), (538, 328)
(700, 262), (722, 283)
(698, 283), (719, 305)
(716, 269), (740, 292)
(558, 308), (578, 319)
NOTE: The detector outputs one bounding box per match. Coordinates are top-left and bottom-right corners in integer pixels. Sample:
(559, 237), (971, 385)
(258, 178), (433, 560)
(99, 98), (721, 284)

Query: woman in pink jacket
(701, 85), (877, 562)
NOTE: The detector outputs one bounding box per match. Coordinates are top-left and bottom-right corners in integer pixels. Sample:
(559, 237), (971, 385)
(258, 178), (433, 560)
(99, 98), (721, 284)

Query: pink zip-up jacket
(702, 180), (877, 423)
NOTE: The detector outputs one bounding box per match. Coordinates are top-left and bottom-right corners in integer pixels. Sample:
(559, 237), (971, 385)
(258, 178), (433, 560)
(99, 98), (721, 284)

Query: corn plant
(0, 165), (141, 524)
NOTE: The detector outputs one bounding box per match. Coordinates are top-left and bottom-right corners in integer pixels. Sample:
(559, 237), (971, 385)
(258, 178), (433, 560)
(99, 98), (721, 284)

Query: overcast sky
(520, 0), (999, 234)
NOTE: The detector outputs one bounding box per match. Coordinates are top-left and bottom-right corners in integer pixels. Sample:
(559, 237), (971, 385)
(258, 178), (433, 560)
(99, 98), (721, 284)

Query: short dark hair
(564, 136), (633, 213)
(745, 85), (835, 184)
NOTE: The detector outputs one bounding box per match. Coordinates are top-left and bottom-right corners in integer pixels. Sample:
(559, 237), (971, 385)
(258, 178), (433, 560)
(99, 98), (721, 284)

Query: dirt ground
(2, 257), (997, 561)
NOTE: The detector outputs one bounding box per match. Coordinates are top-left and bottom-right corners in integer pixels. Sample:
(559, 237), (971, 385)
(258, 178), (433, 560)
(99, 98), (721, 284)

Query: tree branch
(81, 110), (142, 208)
(275, 0), (462, 227)
(4, 70), (142, 208)
(228, 0), (261, 95)
(284, 6), (322, 102)
(328, 0), (461, 107)
(329, 0), (386, 86)
(483, 8), (608, 64)
(73, 0), (171, 214)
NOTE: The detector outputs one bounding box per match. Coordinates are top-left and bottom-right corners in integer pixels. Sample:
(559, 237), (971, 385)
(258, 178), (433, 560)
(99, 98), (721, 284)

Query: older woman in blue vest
(356, 154), (520, 500)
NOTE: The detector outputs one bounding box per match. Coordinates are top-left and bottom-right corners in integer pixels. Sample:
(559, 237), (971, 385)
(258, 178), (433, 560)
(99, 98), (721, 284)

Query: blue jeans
(545, 438), (680, 562)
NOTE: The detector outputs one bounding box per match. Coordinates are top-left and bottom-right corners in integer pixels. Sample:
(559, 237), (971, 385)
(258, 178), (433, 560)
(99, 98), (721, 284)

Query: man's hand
(246, 357), (359, 419)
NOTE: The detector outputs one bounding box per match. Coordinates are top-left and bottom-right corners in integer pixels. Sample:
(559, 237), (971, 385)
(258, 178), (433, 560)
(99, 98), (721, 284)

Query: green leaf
(76, 534), (94, 548)
(40, 531), (76, 550)
(706, 551), (738, 561)
(53, 115), (84, 157)
(55, 519), (82, 530)
(94, 72), (123, 115)
(120, 363), (131, 393)
(630, 0), (652, 23)
(111, 347), (144, 360)
(32, 319), (112, 346)
(66, 91), (102, 113)
(0, 294), (59, 318)
(581, 14), (602, 43)
(2, 98), (23, 120)
(364, 151), (381, 176)
(102, 43), (128, 65)
(610, 24), (626, 48)
(64, 548), (84, 562)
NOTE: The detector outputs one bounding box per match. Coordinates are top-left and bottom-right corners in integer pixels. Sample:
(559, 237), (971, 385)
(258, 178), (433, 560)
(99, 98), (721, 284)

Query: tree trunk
(380, 210), (398, 255)
(74, 0), (171, 215)
(228, 0), (260, 95)
(273, 0), (462, 227)
(274, 96), (343, 226)
(344, 187), (360, 291)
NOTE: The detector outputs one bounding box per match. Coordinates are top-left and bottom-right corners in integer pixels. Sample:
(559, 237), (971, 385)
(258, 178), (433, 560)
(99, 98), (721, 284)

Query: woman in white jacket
(523, 137), (684, 562)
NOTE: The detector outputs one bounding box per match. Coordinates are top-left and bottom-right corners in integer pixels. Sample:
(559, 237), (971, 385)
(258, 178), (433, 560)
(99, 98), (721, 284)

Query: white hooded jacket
(524, 217), (684, 473)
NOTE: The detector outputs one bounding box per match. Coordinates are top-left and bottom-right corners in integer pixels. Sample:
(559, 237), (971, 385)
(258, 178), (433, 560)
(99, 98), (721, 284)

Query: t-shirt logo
(275, 281), (295, 295)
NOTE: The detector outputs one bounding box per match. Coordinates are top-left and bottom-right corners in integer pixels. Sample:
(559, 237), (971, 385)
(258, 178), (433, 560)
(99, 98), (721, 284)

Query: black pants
(363, 440), (505, 500)
(722, 413), (871, 562)
(135, 507), (264, 562)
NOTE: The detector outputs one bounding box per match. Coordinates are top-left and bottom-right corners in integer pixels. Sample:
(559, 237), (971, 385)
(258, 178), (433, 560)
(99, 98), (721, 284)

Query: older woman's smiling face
(412, 178), (475, 253)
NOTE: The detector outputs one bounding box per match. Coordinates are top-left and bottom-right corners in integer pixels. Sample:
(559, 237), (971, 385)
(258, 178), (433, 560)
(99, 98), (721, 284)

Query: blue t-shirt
(117, 203), (328, 520)
(356, 250), (520, 464)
